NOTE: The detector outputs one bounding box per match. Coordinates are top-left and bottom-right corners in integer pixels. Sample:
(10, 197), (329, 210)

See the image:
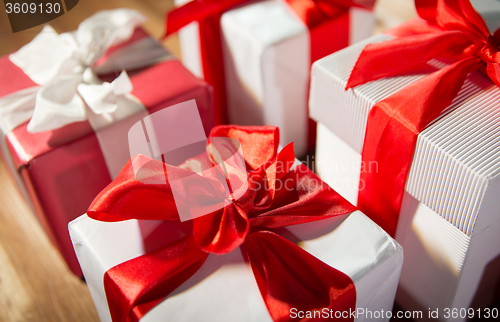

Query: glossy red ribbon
(346, 0), (500, 236)
(88, 125), (357, 322)
(165, 0), (374, 126)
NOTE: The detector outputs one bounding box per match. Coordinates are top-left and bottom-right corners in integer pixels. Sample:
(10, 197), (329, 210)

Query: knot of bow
(7, 9), (146, 133)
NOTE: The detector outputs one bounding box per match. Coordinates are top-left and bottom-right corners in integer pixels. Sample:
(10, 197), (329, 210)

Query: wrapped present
(0, 9), (214, 276)
(309, 0), (500, 319)
(167, 0), (376, 156)
(69, 125), (403, 322)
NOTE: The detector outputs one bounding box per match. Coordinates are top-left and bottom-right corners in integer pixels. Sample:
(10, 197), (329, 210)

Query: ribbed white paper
(310, 0), (500, 237)
(310, 0), (500, 320)
(315, 125), (500, 320)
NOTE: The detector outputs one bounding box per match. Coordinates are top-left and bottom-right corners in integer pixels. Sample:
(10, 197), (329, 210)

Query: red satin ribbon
(346, 0), (500, 236)
(88, 125), (357, 322)
(165, 0), (375, 126)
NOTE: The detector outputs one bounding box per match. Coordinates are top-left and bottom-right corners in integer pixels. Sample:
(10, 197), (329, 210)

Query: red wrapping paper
(0, 28), (214, 276)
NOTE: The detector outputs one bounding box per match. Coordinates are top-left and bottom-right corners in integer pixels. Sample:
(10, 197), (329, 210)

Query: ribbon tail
(104, 235), (209, 322)
(357, 56), (479, 237)
(246, 231), (356, 322)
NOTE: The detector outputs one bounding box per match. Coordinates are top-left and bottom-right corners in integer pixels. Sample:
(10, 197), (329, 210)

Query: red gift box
(0, 13), (214, 276)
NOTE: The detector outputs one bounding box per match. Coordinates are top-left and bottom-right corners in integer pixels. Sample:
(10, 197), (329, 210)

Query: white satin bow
(3, 9), (155, 133)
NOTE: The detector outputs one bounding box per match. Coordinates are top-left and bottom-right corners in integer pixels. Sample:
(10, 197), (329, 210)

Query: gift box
(309, 0), (500, 319)
(169, 0), (375, 156)
(0, 9), (214, 276)
(69, 125), (403, 322)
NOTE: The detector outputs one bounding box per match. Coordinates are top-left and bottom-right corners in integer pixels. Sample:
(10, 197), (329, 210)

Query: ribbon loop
(433, 0), (491, 40)
(346, 30), (477, 89)
(89, 125), (357, 321)
(346, 0), (500, 236)
(78, 70), (133, 115)
(28, 73), (87, 133)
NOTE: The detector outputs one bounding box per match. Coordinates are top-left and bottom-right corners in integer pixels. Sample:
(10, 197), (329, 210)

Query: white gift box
(70, 209), (403, 322)
(309, 0), (500, 320)
(174, 0), (375, 156)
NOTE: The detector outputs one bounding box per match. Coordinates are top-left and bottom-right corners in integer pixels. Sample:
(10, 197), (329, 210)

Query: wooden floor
(0, 1), (416, 321)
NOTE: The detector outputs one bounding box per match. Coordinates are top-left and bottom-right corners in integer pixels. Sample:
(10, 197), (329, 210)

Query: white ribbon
(1, 8), (167, 134)
(0, 8), (173, 181)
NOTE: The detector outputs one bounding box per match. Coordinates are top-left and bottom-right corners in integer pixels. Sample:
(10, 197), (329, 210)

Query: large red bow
(165, 0), (375, 126)
(88, 125), (357, 322)
(345, 0), (500, 236)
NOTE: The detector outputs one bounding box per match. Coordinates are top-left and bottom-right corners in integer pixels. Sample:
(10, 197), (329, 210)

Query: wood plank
(0, 156), (99, 322)
(0, 2), (177, 321)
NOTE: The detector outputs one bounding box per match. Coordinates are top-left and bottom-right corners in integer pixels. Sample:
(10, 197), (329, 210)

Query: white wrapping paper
(174, 0), (375, 156)
(309, 0), (500, 320)
(70, 209), (402, 322)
